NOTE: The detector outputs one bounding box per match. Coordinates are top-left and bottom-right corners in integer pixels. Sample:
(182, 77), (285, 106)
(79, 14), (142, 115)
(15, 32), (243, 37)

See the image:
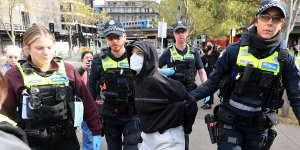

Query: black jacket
(0, 121), (31, 150)
(133, 41), (198, 133)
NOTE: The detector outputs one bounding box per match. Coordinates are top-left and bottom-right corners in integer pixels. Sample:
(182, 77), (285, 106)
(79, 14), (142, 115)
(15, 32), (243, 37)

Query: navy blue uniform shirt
(159, 45), (204, 69)
(88, 47), (129, 99)
(190, 34), (300, 123)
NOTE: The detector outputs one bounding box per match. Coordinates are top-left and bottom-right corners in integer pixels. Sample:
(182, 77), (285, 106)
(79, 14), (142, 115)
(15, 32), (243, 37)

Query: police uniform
(291, 49), (300, 69)
(191, 32), (300, 149)
(89, 47), (141, 150)
(0, 114), (31, 150)
(1, 56), (103, 150)
(159, 44), (204, 91)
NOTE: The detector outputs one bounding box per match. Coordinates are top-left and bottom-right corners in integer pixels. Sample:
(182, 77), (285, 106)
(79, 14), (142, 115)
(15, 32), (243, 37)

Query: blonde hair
(23, 24), (55, 54)
(0, 72), (7, 104)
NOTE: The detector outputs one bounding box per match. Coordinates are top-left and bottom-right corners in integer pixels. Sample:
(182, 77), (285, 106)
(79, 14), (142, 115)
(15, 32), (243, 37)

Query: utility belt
(24, 120), (75, 139)
(204, 105), (278, 149)
(216, 105), (277, 129)
(97, 96), (135, 117)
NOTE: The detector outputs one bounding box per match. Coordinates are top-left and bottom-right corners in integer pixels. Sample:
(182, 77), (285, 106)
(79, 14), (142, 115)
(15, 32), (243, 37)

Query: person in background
(78, 51), (94, 85)
(0, 71), (31, 150)
(200, 40), (220, 109)
(131, 41), (198, 150)
(0, 24), (102, 150)
(0, 45), (22, 74)
(78, 51), (102, 150)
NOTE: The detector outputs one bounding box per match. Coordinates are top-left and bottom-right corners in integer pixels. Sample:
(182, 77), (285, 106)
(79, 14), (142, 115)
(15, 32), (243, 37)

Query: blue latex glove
(203, 96), (210, 103)
(93, 136), (102, 150)
(161, 67), (175, 76)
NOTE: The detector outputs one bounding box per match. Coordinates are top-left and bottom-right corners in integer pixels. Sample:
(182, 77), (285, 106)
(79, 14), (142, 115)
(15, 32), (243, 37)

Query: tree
(0, 0), (32, 45)
(283, 0), (300, 43)
(59, 0), (100, 56)
(158, 0), (259, 40)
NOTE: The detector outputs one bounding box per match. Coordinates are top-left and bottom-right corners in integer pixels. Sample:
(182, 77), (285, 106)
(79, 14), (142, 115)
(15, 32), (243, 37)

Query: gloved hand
(161, 67), (175, 76)
(203, 96), (210, 103)
(93, 135), (102, 150)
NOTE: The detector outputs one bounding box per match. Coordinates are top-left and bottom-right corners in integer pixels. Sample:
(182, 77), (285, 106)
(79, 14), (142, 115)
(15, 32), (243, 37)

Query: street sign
(158, 22), (167, 38)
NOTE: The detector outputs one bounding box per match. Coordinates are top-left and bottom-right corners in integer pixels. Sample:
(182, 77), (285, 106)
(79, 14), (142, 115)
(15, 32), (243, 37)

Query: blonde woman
(0, 25), (102, 150)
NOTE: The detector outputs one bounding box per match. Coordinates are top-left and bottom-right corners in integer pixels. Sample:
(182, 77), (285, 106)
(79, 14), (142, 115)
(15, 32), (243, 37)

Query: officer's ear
(23, 46), (30, 55)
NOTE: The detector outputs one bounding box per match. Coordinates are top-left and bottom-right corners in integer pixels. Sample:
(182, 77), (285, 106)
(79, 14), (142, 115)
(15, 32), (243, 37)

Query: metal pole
(178, 0), (182, 21)
(161, 18), (165, 53)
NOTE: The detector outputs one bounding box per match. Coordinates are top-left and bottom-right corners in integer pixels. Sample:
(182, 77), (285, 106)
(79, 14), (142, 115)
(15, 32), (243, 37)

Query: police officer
(158, 21), (207, 150)
(0, 25), (103, 150)
(159, 21), (207, 91)
(88, 19), (141, 150)
(290, 43), (300, 68)
(191, 0), (300, 149)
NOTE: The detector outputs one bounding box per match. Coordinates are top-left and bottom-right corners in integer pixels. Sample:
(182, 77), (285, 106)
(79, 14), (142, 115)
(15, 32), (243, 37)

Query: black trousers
(28, 128), (80, 150)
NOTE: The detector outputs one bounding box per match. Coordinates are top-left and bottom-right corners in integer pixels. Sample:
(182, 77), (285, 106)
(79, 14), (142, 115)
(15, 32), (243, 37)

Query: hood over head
(132, 41), (158, 78)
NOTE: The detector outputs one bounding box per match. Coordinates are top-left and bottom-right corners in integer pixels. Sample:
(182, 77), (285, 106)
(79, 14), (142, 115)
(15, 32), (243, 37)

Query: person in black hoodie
(130, 41), (198, 150)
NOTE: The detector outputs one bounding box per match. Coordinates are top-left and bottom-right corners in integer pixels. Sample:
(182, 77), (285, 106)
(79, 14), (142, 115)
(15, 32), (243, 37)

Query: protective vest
(169, 44), (196, 91)
(100, 54), (135, 115)
(228, 46), (283, 110)
(16, 60), (70, 126)
(292, 49), (300, 69)
(0, 114), (17, 126)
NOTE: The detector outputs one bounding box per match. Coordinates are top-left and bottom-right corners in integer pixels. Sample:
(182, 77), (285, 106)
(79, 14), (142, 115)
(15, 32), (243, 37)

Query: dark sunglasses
(258, 14), (284, 24)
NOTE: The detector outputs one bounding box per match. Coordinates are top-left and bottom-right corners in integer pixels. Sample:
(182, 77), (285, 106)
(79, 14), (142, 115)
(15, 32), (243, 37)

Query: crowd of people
(0, 0), (299, 150)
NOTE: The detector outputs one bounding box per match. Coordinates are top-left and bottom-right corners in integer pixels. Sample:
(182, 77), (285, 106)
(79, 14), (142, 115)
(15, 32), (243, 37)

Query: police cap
(256, 0), (287, 18)
(103, 19), (125, 37)
(173, 21), (187, 32)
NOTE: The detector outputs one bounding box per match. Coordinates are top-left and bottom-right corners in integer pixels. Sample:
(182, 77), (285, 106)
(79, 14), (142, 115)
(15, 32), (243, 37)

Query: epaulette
(17, 59), (26, 65)
(99, 47), (109, 59)
(53, 56), (63, 62)
(21, 61), (34, 73)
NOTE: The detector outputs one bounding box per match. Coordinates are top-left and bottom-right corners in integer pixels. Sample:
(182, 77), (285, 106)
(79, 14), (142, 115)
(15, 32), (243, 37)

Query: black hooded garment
(132, 41), (198, 134)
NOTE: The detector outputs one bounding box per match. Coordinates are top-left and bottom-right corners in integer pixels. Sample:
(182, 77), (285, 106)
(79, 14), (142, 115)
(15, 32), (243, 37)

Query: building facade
(0, 0), (62, 52)
(99, 0), (159, 24)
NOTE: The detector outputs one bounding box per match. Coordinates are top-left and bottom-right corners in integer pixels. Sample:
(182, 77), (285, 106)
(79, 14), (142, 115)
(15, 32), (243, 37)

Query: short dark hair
(81, 51), (93, 60)
(207, 40), (216, 50)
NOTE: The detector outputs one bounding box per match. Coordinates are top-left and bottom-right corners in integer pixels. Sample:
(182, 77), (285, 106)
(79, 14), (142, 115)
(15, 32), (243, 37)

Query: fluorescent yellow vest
(0, 114), (17, 126)
(169, 44), (194, 61)
(101, 56), (130, 71)
(291, 49), (300, 68)
(16, 61), (69, 88)
(236, 46), (280, 75)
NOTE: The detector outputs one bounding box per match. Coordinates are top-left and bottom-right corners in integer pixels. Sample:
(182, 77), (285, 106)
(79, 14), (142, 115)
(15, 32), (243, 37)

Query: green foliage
(159, 0), (260, 38)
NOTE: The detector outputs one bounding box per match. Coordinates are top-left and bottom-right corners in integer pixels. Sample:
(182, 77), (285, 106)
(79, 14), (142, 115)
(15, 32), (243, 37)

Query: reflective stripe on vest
(169, 45), (194, 61)
(101, 56), (129, 71)
(292, 49), (300, 68)
(0, 114), (17, 126)
(16, 61), (69, 88)
(236, 46), (280, 75)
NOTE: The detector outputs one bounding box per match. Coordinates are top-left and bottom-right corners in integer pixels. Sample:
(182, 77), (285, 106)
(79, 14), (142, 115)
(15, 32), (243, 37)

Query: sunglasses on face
(258, 13), (284, 24)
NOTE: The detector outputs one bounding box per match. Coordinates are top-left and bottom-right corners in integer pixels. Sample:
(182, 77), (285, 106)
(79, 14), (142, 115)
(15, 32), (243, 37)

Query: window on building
(69, 3), (73, 11)
(21, 11), (30, 26)
(125, 2), (128, 6)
